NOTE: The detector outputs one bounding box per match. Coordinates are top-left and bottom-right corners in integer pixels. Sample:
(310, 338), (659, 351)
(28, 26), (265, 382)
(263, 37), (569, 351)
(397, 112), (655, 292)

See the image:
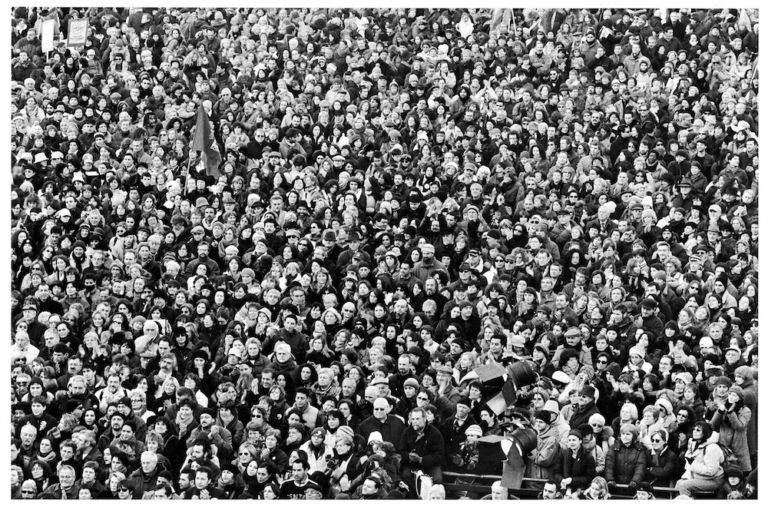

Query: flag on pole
(192, 106), (221, 178)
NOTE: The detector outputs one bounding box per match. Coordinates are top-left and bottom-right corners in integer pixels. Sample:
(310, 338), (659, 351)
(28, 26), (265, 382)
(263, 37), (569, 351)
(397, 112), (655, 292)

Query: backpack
(718, 444), (741, 474)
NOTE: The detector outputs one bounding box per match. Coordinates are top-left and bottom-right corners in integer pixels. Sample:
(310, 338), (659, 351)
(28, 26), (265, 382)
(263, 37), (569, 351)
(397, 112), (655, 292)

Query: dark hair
(292, 456), (310, 470)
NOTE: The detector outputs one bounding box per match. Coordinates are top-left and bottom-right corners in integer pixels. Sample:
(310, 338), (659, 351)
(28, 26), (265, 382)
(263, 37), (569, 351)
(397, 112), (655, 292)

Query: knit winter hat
(403, 378), (420, 389)
(336, 425), (355, 443)
(465, 424), (483, 437)
(534, 409), (553, 426)
(728, 385), (744, 400)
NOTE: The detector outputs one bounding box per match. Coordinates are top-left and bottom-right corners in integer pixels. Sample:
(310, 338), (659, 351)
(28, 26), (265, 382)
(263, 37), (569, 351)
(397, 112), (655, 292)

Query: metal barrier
(441, 472), (717, 499)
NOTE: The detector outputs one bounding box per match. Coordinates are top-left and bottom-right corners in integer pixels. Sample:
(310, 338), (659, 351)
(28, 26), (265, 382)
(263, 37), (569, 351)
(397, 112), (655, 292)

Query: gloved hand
(628, 481), (637, 491)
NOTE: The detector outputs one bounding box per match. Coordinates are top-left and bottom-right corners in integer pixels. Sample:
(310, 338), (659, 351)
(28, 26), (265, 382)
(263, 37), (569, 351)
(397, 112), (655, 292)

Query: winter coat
(398, 424), (446, 472)
(710, 404), (752, 472)
(126, 467), (160, 499)
(645, 446), (680, 486)
(734, 366), (757, 455)
(525, 425), (562, 481)
(300, 440), (334, 474)
(605, 440), (647, 484)
(569, 402), (599, 430)
(560, 446), (596, 490)
(356, 415), (406, 445)
(680, 437), (724, 481)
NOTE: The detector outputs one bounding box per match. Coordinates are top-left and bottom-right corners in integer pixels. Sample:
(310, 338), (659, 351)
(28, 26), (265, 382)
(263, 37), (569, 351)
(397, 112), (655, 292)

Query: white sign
(41, 19), (55, 53)
(67, 18), (88, 48)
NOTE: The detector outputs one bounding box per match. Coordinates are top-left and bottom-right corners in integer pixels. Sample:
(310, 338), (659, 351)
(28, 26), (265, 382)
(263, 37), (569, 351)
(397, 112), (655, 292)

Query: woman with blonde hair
(611, 402), (638, 437)
(579, 475), (610, 499)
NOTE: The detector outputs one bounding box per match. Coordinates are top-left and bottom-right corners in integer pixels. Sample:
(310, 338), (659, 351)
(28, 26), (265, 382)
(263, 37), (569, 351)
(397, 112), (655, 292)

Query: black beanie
(534, 409), (553, 425)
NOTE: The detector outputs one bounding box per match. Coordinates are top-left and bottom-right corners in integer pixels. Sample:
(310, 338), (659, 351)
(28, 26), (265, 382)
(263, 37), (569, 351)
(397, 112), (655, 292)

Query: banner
(67, 18), (88, 48)
(192, 107), (222, 178)
(41, 19), (56, 53)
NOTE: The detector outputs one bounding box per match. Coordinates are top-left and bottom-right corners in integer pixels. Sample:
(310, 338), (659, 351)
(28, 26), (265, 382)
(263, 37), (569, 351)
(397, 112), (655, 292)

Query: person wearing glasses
(357, 397), (405, 445)
(40, 463), (79, 499)
(645, 429), (679, 487)
(15, 479), (38, 499)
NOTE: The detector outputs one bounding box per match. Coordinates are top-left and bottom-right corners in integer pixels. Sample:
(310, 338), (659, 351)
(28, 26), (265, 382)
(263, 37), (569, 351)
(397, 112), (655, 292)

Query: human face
(59, 469), (76, 488)
(292, 462), (307, 482)
(542, 483), (557, 499)
(410, 411), (426, 431)
(194, 471), (209, 489)
(373, 399), (389, 420)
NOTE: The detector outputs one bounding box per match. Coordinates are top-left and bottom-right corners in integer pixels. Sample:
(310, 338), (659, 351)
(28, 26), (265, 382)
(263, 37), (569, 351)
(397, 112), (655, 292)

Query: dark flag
(191, 106), (221, 177)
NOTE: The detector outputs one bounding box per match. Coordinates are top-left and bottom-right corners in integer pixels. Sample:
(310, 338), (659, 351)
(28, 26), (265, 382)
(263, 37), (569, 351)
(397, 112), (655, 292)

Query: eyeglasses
(373, 407), (387, 411)
(651, 438), (664, 443)
(596, 360), (608, 365)
(21, 490), (35, 495)
(416, 396), (429, 400)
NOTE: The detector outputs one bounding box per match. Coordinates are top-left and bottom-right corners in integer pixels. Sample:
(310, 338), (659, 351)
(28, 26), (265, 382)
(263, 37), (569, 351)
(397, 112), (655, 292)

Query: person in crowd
(9, 6), (759, 500)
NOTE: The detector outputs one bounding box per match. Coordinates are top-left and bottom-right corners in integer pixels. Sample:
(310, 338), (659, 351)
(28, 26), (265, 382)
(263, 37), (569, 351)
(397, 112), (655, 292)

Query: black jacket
(605, 440), (647, 485)
(356, 415), (406, 445)
(645, 446), (680, 486)
(398, 424), (446, 472)
(560, 446), (596, 490)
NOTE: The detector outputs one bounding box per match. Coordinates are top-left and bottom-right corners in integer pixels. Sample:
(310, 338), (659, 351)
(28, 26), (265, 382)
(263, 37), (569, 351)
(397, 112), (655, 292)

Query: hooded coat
(709, 396), (752, 472)
(525, 424), (561, 481)
(734, 366), (757, 456)
(681, 432), (724, 481)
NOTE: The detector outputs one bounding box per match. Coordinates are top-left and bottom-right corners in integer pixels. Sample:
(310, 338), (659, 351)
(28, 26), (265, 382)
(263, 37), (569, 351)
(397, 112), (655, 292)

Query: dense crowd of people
(10, 6), (759, 500)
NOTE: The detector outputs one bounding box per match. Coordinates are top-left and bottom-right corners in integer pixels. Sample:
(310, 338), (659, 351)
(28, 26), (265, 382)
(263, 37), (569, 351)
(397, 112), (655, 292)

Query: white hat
(367, 431), (383, 444)
(552, 371), (571, 385)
